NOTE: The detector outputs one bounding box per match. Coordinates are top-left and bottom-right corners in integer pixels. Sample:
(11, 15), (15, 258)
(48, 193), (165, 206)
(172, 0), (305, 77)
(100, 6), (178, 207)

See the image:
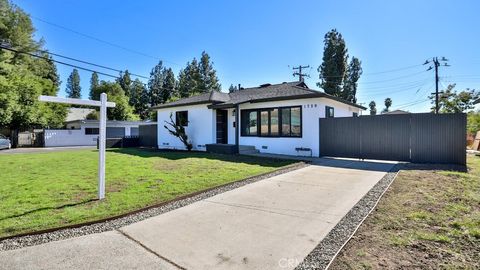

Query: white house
(44, 120), (151, 147)
(153, 81), (366, 157)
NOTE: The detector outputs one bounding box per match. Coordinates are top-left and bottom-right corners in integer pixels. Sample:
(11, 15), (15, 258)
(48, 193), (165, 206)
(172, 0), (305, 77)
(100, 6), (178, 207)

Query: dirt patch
(106, 182), (128, 193)
(153, 161), (181, 171)
(330, 159), (480, 269)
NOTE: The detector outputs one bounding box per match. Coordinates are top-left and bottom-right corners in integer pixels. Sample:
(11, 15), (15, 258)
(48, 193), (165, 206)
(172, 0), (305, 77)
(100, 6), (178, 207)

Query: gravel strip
(0, 162), (308, 251)
(295, 164), (401, 270)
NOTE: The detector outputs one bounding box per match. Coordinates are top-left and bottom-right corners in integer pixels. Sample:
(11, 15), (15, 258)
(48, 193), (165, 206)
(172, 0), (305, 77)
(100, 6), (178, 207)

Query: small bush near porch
(0, 148), (294, 238)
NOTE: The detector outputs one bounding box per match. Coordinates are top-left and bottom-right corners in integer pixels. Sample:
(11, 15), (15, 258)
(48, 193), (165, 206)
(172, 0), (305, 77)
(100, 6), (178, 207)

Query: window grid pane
(240, 106), (301, 137)
(270, 109), (279, 136)
(248, 111), (257, 135)
(291, 107), (301, 136)
(281, 108), (291, 136)
(260, 110), (269, 136)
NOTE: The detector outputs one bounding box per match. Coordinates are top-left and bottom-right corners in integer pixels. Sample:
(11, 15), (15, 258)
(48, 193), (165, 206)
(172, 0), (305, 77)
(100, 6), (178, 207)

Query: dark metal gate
(138, 124), (157, 148)
(319, 113), (466, 165)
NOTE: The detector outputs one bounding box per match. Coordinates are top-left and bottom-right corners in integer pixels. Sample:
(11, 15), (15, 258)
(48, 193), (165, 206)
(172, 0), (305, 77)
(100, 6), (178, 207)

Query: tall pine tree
(148, 61), (165, 106)
(198, 51), (221, 92)
(130, 79), (150, 119)
(117, 70), (132, 98)
(318, 29), (348, 97)
(89, 72), (99, 100)
(342, 57), (362, 103)
(161, 67), (176, 102)
(176, 52), (221, 98)
(65, 68), (81, 98)
(177, 67), (190, 98)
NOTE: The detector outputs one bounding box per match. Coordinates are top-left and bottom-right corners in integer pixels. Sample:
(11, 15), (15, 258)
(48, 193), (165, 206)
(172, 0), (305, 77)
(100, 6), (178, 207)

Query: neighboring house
(382, 109), (411, 115)
(153, 81), (366, 157)
(45, 120), (151, 147)
(65, 107), (95, 122)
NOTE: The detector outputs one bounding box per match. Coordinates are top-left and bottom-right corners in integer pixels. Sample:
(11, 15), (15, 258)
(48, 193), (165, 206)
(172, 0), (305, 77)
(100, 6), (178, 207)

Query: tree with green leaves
(161, 67), (176, 102)
(117, 70), (132, 98)
(176, 52), (221, 98)
(177, 67), (190, 98)
(89, 72), (99, 100)
(467, 111), (480, 135)
(228, 84), (238, 93)
(0, 0), (67, 130)
(130, 79), (150, 119)
(92, 81), (137, 120)
(198, 51), (221, 92)
(342, 57), (362, 103)
(177, 60), (200, 97)
(429, 84), (479, 113)
(369, 101), (377, 115)
(382, 98), (392, 113)
(318, 29), (348, 97)
(148, 61), (165, 106)
(65, 69), (81, 98)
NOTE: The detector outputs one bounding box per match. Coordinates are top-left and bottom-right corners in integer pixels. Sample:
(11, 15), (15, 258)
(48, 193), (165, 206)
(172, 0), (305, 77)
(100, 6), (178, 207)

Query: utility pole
(293, 65), (310, 82)
(424, 57), (449, 114)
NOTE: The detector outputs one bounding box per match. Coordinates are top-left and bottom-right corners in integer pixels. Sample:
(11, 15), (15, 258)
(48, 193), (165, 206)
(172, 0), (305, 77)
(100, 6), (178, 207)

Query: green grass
(0, 148), (294, 238)
(331, 156), (480, 269)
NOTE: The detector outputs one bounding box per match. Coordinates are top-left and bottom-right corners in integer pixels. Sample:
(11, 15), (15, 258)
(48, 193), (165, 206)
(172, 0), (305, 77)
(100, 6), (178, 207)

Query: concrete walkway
(0, 158), (395, 270)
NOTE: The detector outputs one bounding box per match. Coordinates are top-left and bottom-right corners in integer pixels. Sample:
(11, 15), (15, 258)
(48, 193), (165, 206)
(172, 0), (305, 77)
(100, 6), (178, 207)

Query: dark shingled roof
(151, 81), (366, 110)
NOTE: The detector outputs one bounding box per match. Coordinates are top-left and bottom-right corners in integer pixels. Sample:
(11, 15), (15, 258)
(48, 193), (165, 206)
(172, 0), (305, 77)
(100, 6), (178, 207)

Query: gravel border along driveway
(295, 164), (401, 270)
(0, 162), (307, 251)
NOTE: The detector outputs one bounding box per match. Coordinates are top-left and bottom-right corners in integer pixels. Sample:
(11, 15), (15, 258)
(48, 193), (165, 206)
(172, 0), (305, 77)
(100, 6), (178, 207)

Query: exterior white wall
(47, 122), (146, 147)
(44, 129), (98, 147)
(155, 98), (362, 157)
(157, 104), (215, 151)
(227, 108), (236, 144)
(66, 122), (142, 136)
(238, 97), (361, 157)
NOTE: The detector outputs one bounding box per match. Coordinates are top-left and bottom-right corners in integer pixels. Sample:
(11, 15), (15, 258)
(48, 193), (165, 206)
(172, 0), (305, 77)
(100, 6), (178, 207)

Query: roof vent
(259, 83), (271, 88)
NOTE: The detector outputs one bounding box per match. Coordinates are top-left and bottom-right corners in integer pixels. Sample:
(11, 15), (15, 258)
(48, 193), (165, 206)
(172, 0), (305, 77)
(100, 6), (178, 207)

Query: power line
(363, 64), (423, 75)
(395, 99), (430, 110)
(0, 45), (119, 79)
(38, 49), (149, 79)
(358, 79), (429, 94)
(31, 15), (178, 66)
(292, 65), (310, 82)
(358, 70), (428, 84)
(318, 63), (424, 79)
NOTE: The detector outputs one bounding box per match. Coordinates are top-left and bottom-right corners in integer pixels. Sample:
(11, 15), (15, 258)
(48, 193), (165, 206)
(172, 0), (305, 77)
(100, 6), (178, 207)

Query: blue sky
(12, 0), (480, 112)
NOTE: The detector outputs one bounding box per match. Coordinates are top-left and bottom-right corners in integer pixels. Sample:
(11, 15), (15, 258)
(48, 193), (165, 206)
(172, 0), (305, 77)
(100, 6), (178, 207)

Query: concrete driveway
(0, 146), (95, 154)
(0, 158), (395, 270)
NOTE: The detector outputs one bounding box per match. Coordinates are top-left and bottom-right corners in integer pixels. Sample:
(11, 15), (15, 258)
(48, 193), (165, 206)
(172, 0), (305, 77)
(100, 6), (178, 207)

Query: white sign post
(39, 93), (116, 200)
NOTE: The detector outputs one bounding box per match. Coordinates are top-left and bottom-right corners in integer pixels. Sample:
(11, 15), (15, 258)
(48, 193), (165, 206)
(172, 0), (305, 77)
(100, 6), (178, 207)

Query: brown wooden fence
(319, 113), (466, 165)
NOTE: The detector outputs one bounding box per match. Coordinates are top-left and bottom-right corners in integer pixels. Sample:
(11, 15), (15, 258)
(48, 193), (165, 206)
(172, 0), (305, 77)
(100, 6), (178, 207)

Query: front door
(216, 110), (228, 144)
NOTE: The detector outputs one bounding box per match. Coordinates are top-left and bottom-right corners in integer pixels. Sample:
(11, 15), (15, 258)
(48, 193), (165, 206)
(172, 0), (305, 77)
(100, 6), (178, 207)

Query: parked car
(0, 134), (11, 150)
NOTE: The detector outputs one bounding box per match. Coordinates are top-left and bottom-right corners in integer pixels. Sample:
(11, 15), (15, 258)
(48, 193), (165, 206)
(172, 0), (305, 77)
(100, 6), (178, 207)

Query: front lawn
(0, 148), (294, 238)
(330, 156), (480, 269)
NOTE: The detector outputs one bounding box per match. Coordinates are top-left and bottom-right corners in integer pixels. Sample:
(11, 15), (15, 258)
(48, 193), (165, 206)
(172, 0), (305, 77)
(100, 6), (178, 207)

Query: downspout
(235, 104), (240, 154)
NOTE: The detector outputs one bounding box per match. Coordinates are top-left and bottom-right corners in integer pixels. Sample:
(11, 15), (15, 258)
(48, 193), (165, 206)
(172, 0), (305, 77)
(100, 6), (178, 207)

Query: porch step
(239, 145), (259, 154)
